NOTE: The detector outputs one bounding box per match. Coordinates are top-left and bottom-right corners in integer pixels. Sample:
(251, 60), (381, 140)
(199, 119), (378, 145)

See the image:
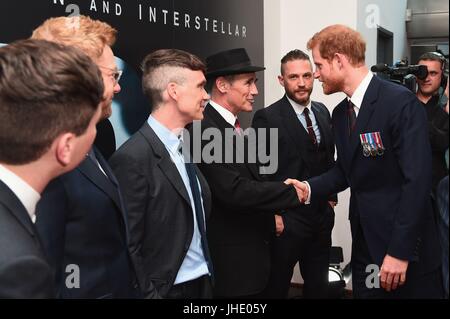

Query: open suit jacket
(252, 96), (337, 234)
(109, 122), (212, 299)
(308, 76), (441, 279)
(0, 181), (54, 298)
(190, 104), (301, 297)
(36, 147), (138, 299)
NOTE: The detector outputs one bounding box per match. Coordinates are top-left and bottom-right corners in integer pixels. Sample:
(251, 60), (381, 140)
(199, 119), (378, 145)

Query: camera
(371, 60), (428, 93)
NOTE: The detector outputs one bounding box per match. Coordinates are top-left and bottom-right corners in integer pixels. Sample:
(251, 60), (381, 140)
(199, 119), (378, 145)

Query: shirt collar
(0, 164), (41, 223)
(147, 115), (181, 155)
(286, 95), (312, 115)
(348, 71), (373, 109)
(208, 100), (238, 127)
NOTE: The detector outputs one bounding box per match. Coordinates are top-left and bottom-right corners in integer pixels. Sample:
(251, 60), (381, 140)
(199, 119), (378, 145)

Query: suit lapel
(348, 77), (380, 165)
(93, 147), (130, 241)
(77, 155), (122, 212)
(139, 123), (192, 207)
(311, 102), (329, 148)
(0, 180), (36, 237)
(196, 167), (211, 220)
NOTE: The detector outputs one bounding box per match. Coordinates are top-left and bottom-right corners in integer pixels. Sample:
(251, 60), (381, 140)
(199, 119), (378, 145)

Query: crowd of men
(0, 16), (448, 299)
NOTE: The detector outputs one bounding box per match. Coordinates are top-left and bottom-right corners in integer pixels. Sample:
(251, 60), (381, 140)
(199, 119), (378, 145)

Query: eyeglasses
(98, 65), (123, 85)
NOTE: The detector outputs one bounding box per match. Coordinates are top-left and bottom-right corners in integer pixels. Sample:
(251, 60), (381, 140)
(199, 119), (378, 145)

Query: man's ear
(216, 77), (229, 94)
(167, 82), (179, 101)
(334, 53), (348, 70)
(278, 75), (285, 87)
(54, 132), (77, 167)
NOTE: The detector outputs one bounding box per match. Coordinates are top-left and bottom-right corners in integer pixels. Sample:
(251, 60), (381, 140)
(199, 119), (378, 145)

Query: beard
(286, 87), (313, 105)
(321, 76), (343, 95)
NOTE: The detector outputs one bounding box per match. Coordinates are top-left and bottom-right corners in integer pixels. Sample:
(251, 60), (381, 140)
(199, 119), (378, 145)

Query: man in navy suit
(252, 50), (336, 298)
(0, 39), (103, 298)
(291, 24), (443, 298)
(33, 16), (139, 298)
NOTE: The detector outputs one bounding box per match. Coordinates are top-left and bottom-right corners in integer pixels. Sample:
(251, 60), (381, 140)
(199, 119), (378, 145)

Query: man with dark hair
(110, 49), (213, 299)
(252, 49), (336, 298)
(416, 52), (449, 192)
(293, 24), (442, 298)
(0, 39), (103, 298)
(33, 16), (139, 299)
(191, 48), (306, 299)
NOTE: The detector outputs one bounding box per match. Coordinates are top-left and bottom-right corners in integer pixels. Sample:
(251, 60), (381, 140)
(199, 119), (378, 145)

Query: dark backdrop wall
(0, 0), (264, 146)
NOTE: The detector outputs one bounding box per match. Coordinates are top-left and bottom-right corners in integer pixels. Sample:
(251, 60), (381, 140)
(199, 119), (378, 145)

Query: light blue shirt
(286, 95), (321, 144)
(147, 115), (209, 284)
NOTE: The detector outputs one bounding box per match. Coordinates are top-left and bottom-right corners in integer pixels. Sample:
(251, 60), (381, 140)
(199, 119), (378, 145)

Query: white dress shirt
(209, 100), (238, 126)
(348, 71), (374, 117)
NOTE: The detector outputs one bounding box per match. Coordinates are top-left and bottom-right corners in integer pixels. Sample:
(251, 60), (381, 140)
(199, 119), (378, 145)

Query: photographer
(416, 52), (449, 193)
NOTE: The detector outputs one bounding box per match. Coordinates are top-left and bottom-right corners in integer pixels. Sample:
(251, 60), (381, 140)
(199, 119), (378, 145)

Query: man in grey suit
(0, 39), (103, 298)
(109, 49), (212, 299)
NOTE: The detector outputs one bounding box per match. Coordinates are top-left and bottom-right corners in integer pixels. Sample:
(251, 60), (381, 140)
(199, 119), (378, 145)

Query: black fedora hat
(206, 48), (265, 79)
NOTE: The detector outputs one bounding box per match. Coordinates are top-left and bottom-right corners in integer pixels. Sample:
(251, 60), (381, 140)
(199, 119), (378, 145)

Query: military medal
(360, 134), (371, 157)
(374, 132), (385, 155)
(367, 133), (377, 156)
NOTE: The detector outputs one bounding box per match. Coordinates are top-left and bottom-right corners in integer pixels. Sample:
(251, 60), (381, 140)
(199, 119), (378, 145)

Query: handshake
(284, 179), (309, 204)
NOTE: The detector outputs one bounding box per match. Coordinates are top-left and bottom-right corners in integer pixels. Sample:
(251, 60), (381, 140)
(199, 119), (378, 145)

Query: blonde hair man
(31, 16), (140, 299)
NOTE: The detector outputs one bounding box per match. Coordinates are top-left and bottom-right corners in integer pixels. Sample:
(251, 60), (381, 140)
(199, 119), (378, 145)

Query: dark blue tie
(348, 100), (357, 137)
(184, 161), (214, 279)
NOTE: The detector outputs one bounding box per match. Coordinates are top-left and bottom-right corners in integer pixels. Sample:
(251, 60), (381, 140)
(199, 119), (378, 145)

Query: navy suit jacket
(0, 181), (54, 298)
(308, 76), (440, 274)
(36, 147), (138, 298)
(252, 97), (337, 233)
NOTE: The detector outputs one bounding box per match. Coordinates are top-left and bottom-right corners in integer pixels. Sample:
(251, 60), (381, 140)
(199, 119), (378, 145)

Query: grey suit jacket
(109, 122), (212, 298)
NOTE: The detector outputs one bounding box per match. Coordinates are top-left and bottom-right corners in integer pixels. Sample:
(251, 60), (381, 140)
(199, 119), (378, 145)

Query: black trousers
(166, 275), (213, 299)
(351, 223), (444, 299)
(265, 213), (333, 299)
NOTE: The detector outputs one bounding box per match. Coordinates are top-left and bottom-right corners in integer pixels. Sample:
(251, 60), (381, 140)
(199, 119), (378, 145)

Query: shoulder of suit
(331, 98), (349, 118)
(110, 128), (152, 164)
(267, 97), (287, 109)
(372, 75), (414, 99)
(311, 100), (327, 110)
(258, 97), (286, 116)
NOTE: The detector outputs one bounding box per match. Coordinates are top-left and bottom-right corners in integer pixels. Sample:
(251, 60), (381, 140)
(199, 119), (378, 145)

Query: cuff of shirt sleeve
(303, 181), (311, 205)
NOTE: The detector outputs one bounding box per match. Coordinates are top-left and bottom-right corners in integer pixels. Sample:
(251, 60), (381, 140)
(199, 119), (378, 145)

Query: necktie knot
(234, 118), (242, 135)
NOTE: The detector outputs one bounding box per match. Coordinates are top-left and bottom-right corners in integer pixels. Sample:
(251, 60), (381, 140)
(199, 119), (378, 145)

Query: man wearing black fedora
(189, 48), (305, 298)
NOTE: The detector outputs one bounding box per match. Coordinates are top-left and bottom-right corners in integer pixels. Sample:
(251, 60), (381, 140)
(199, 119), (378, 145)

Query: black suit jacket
(252, 96), (336, 233)
(109, 122), (212, 299)
(189, 104), (301, 297)
(36, 147), (137, 299)
(0, 181), (54, 298)
(309, 76), (441, 274)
